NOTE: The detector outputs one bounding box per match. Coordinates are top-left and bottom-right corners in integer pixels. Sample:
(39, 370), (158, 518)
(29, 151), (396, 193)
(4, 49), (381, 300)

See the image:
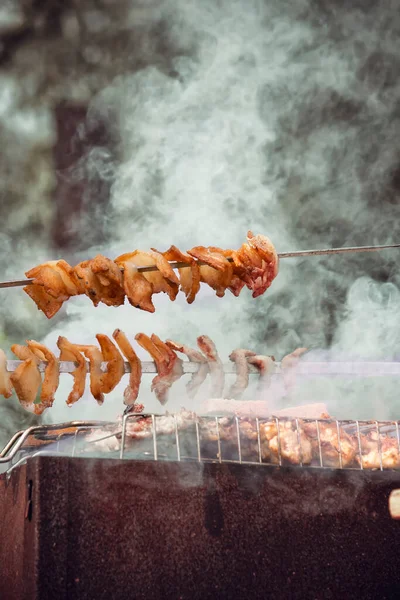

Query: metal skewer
(0, 243), (399, 289)
(6, 359), (400, 376)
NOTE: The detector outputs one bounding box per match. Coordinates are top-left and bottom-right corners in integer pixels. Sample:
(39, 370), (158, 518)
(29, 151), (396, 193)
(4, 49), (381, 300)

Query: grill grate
(2, 414), (400, 474)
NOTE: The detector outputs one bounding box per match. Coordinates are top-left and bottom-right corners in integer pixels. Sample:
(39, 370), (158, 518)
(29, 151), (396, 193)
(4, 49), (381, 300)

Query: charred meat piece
(196, 335), (224, 397)
(135, 333), (183, 405)
(166, 340), (209, 398)
(112, 329), (142, 407)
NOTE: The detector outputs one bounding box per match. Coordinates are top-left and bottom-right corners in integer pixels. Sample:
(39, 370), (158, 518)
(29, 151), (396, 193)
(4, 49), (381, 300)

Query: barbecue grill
(2, 412), (400, 600)
(2, 240), (400, 599)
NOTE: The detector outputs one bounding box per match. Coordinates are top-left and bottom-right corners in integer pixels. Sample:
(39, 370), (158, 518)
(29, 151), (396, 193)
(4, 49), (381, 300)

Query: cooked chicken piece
(76, 344), (104, 405)
(96, 334), (125, 394)
(23, 283), (64, 319)
(269, 428), (312, 465)
(88, 255), (125, 307)
(153, 246), (200, 304)
(25, 260), (78, 301)
(0, 349), (12, 398)
(228, 349), (256, 398)
(187, 246), (233, 297)
(196, 335), (225, 397)
(73, 260), (105, 307)
(166, 340), (209, 398)
(115, 250), (179, 312)
(230, 231), (278, 298)
(260, 419), (312, 464)
(27, 340), (59, 408)
(281, 347), (308, 390)
(10, 357), (44, 414)
(357, 432), (400, 469)
(57, 336), (87, 405)
(135, 333), (183, 405)
(247, 354), (276, 393)
(302, 420), (356, 468)
(112, 329), (142, 406)
(118, 261), (154, 312)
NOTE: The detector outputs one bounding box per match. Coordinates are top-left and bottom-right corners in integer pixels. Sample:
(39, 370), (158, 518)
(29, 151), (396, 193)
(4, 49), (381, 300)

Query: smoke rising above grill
(2, 0), (400, 431)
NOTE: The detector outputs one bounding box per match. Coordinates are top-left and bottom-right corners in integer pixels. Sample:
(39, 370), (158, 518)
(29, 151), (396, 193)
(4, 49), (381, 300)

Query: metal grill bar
(2, 416), (400, 474)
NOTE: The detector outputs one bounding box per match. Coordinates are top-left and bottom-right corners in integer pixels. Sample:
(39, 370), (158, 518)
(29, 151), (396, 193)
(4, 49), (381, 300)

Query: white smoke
(4, 0), (400, 433)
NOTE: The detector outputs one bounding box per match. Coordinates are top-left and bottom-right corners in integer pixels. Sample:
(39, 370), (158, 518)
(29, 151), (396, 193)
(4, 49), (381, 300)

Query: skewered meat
(96, 334), (124, 394)
(89, 255), (125, 307)
(0, 331), (312, 415)
(165, 340), (209, 398)
(135, 333), (183, 404)
(230, 231), (278, 298)
(197, 335), (225, 397)
(0, 349), (12, 399)
(57, 336), (86, 405)
(23, 232), (278, 318)
(10, 358), (45, 415)
(76, 344), (104, 405)
(152, 246), (200, 304)
(187, 247), (233, 297)
(23, 283), (64, 319)
(27, 340), (59, 408)
(25, 260), (77, 302)
(115, 250), (179, 312)
(112, 329), (142, 407)
(10, 343), (46, 414)
(228, 349), (256, 398)
(247, 354), (275, 392)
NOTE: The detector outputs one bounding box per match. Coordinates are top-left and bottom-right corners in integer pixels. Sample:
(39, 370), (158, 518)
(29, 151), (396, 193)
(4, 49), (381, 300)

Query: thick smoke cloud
(3, 0), (400, 436)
